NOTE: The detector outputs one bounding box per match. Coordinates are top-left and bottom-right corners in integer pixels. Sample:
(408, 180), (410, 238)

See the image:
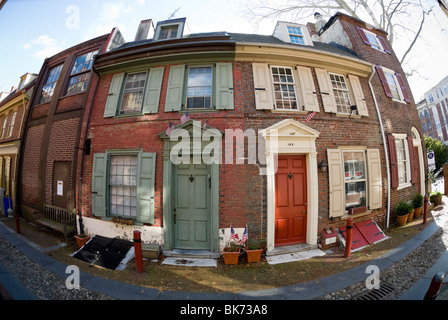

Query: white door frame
(411, 127), (426, 195)
(259, 119), (320, 254)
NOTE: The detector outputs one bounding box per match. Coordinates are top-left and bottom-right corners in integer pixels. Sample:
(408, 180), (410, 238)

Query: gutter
(368, 65), (391, 228)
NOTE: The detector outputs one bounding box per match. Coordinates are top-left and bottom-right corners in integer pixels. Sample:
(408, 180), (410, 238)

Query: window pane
(395, 138), (408, 184)
(159, 25), (178, 40)
(343, 151), (367, 210)
(330, 73), (352, 114)
(109, 155), (138, 218)
(186, 67), (212, 109)
(271, 67), (298, 110)
(120, 72), (147, 114)
(39, 64), (63, 104)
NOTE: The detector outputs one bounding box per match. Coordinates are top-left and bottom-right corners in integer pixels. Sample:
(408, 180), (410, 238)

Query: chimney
(134, 19), (154, 41)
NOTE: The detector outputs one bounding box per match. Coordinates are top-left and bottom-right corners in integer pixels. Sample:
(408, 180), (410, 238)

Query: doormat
(162, 257), (217, 267)
(337, 219), (389, 252)
(266, 249), (326, 265)
(71, 235), (134, 270)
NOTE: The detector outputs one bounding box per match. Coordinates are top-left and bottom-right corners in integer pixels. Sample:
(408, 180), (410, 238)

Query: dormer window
(273, 21), (313, 46)
(356, 27), (391, 54)
(154, 18), (186, 41)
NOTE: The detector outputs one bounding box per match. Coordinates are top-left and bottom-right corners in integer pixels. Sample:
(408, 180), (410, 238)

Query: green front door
(174, 163), (211, 250)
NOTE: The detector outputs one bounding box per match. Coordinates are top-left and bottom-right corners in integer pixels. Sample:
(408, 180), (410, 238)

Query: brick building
(0, 73), (36, 213)
(18, 32), (118, 222)
(75, 12), (424, 256)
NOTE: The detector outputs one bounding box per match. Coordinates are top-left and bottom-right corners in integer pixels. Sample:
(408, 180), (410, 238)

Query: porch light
(319, 160), (328, 172)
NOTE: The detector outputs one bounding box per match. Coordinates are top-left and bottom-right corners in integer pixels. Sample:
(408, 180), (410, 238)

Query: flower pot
(75, 234), (91, 248)
(407, 209), (415, 223)
(414, 206), (422, 218)
(246, 249), (263, 263)
(396, 214), (408, 227)
(223, 248), (240, 265)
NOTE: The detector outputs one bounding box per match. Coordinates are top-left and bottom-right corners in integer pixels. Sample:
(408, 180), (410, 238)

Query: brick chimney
(134, 19), (154, 41)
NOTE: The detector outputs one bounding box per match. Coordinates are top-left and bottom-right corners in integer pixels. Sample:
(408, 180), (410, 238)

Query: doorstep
(266, 243), (315, 256)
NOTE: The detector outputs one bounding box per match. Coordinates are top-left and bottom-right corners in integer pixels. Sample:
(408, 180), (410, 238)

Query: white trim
(259, 119), (320, 254)
(393, 133), (412, 189)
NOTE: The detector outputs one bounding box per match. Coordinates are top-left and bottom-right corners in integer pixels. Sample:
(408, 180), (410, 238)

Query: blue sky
(0, 0), (447, 100)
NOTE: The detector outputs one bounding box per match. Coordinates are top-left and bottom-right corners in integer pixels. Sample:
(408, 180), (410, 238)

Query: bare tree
(246, 0), (433, 67)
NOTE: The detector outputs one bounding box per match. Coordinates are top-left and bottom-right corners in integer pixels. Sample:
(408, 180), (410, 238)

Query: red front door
(275, 155), (307, 246)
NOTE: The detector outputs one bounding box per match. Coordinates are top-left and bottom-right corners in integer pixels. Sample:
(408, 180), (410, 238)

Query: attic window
(154, 18), (185, 41)
(287, 26), (305, 44)
(159, 25), (179, 40)
(356, 27), (391, 54)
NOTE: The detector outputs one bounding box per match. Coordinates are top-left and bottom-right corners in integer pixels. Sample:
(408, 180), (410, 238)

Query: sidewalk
(0, 214), (445, 300)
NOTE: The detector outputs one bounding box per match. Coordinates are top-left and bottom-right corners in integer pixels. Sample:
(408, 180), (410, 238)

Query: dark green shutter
(138, 152), (156, 224)
(104, 73), (124, 117)
(92, 153), (107, 218)
(142, 67), (164, 114)
(165, 65), (185, 112)
(215, 63), (234, 110)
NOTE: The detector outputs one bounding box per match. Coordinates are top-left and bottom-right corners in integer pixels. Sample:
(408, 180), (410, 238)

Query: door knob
(302, 210), (307, 214)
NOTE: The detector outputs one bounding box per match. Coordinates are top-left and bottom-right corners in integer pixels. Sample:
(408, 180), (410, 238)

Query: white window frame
(7, 111), (16, 137)
(287, 26), (305, 44)
(329, 73), (353, 115)
(185, 65), (213, 109)
(382, 67), (405, 103)
(270, 66), (299, 111)
(363, 29), (385, 51)
(119, 71), (148, 115)
(393, 133), (412, 190)
(342, 149), (368, 212)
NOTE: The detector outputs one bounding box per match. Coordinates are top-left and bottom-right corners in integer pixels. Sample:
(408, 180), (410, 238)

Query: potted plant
(430, 191), (443, 206)
(245, 238), (266, 263)
(412, 193), (424, 219)
(222, 241), (242, 265)
(75, 233), (91, 248)
(396, 201), (412, 227)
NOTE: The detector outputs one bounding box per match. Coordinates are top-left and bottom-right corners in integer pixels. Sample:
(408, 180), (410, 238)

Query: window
(39, 64), (63, 104)
(422, 122), (427, 132)
(66, 50), (98, 95)
(394, 135), (411, 188)
(159, 25), (178, 40)
(329, 73), (352, 114)
(427, 121), (432, 130)
(119, 71), (147, 115)
(186, 66), (212, 109)
(109, 155), (138, 218)
(343, 151), (367, 211)
(1, 115), (8, 138)
(271, 66), (298, 110)
(375, 66), (410, 103)
(287, 26), (305, 44)
(356, 27), (391, 54)
(429, 93), (434, 103)
(7, 111), (16, 137)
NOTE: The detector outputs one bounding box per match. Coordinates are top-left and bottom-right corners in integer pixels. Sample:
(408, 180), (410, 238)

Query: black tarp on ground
(72, 235), (133, 270)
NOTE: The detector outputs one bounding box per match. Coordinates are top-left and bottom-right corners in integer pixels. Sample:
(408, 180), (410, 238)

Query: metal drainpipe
(368, 65), (391, 228)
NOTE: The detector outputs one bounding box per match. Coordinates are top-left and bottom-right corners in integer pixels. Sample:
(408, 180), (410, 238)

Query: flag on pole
(230, 226), (239, 240)
(202, 119), (208, 133)
(241, 225), (248, 244)
(166, 122), (174, 137)
(305, 112), (315, 123)
(181, 112), (189, 124)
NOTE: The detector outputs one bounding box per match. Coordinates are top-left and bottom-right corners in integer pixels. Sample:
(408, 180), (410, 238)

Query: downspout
(368, 65), (391, 228)
(77, 53), (100, 234)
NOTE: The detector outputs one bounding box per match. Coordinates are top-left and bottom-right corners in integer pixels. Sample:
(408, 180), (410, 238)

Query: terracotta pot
(246, 249), (263, 263)
(407, 209), (415, 223)
(396, 214), (408, 227)
(414, 206), (422, 218)
(223, 248), (240, 265)
(75, 234), (91, 248)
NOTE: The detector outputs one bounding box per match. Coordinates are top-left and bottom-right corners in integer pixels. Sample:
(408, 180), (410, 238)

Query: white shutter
(327, 149), (345, 218)
(165, 64), (185, 112)
(104, 73), (124, 117)
(142, 67), (164, 114)
(315, 68), (337, 113)
(296, 66), (319, 112)
(252, 63), (274, 110)
(367, 149), (382, 209)
(138, 152), (156, 224)
(92, 153), (107, 218)
(215, 63), (234, 110)
(348, 74), (369, 117)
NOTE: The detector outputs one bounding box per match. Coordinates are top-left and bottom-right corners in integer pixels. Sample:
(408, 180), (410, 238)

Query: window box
(348, 206), (367, 215)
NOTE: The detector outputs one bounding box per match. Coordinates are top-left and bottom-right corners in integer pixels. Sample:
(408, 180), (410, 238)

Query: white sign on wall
(427, 151), (436, 171)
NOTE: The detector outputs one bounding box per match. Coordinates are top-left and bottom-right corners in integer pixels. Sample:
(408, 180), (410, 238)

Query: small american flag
(181, 112), (189, 124)
(166, 122), (174, 137)
(202, 119), (208, 133)
(230, 226), (239, 240)
(305, 112), (315, 123)
(240, 226), (248, 244)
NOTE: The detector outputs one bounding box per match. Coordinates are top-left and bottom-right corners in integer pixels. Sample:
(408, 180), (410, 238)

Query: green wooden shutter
(92, 153), (108, 218)
(138, 152), (156, 224)
(165, 64), (185, 112)
(142, 67), (164, 114)
(104, 73), (124, 117)
(215, 63), (234, 110)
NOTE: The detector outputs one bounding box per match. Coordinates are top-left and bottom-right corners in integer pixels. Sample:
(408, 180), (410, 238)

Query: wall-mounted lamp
(319, 160), (328, 172)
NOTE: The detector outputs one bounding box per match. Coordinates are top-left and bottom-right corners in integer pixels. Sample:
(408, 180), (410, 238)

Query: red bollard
(423, 194), (428, 224)
(424, 272), (445, 300)
(344, 218), (353, 258)
(133, 230), (144, 273)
